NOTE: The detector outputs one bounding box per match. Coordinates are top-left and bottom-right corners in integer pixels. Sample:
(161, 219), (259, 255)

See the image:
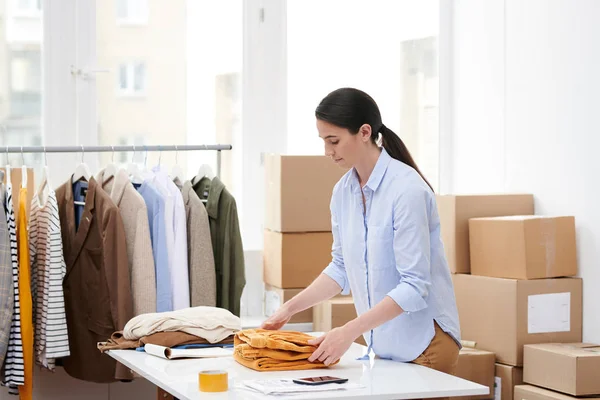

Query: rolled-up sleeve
(386, 186), (432, 313)
(322, 186), (351, 295)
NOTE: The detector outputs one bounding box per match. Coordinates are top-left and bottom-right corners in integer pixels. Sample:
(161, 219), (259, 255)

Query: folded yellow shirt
(233, 329), (340, 372)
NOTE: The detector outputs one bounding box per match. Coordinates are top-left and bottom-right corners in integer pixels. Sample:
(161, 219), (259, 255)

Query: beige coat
(182, 181), (216, 307)
(96, 169), (156, 316)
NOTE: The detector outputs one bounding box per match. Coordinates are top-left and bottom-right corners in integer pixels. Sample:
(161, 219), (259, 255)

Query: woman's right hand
(260, 305), (293, 330)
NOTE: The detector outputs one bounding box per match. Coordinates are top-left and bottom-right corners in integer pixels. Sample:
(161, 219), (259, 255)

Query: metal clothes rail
(2, 144), (232, 177)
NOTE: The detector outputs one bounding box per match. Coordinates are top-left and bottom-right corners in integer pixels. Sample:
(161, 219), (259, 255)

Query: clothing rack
(2, 144), (232, 178)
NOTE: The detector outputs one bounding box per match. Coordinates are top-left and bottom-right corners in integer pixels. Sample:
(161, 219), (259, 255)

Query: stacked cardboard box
(455, 347), (496, 400)
(439, 194), (583, 400)
(263, 154), (348, 324)
(313, 297), (366, 346)
(516, 343), (600, 400)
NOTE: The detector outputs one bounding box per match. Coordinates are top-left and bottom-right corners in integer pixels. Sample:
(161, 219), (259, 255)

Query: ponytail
(379, 124), (434, 192)
(316, 88), (434, 192)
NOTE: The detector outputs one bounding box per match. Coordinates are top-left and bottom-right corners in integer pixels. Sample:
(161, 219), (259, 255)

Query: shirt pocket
(367, 224), (396, 270)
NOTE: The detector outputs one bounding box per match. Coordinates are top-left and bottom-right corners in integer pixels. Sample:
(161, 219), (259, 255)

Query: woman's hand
(307, 326), (356, 366)
(260, 305), (293, 330)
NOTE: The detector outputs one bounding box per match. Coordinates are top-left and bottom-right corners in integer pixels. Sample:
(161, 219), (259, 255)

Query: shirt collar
(347, 147), (392, 192)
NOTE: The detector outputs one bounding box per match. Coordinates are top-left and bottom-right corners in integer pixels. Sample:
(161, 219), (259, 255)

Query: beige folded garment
(123, 306), (240, 343)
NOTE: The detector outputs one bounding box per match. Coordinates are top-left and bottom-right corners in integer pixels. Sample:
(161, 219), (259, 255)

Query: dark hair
(315, 87), (434, 192)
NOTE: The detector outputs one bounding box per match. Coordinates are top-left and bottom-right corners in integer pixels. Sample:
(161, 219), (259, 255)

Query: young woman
(261, 87), (461, 375)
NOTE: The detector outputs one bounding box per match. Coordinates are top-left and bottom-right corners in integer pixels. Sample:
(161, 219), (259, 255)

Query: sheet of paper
(528, 292), (570, 334)
(240, 379), (364, 395)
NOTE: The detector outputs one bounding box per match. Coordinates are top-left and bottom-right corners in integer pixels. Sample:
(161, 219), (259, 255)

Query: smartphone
(292, 376), (349, 385)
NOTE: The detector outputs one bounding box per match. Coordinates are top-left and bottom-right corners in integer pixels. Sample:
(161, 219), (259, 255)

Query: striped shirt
(29, 190), (70, 370)
(0, 181), (14, 368)
(2, 179), (24, 393)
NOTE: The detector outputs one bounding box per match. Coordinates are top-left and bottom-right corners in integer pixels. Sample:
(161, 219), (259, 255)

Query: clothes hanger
(20, 146), (27, 189)
(37, 146), (50, 204)
(170, 145), (184, 183)
(103, 145), (118, 182)
(72, 145), (91, 184)
(128, 145), (144, 185)
(4, 146), (10, 188)
(192, 163), (215, 185)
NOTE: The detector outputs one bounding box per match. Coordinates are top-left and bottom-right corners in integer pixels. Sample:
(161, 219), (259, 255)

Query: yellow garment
(235, 329), (317, 352)
(17, 187), (33, 400)
(233, 329), (339, 372)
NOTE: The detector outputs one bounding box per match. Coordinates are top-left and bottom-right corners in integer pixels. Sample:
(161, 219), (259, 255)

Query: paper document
(239, 379), (364, 395)
(145, 343), (233, 360)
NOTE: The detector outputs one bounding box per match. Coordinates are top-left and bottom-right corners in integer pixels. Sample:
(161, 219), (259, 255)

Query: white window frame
(117, 61), (146, 97)
(115, 0), (149, 26)
(13, 0), (42, 18)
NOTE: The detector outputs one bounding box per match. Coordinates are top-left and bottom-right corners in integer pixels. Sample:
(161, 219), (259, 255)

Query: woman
(261, 87), (461, 375)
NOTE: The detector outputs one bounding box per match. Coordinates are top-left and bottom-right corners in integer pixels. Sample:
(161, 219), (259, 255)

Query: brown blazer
(56, 177), (133, 383)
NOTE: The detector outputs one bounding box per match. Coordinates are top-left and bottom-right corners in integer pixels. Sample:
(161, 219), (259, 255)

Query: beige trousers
(411, 321), (460, 400)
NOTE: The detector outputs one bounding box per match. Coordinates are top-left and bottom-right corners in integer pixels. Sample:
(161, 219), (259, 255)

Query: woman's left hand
(307, 326), (356, 366)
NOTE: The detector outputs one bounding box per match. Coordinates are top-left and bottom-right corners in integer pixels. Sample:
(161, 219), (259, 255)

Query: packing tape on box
(198, 370), (228, 392)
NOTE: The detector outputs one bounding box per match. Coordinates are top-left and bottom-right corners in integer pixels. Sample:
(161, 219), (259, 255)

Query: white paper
(494, 376), (501, 400)
(240, 379), (364, 395)
(265, 290), (281, 317)
(145, 344), (233, 360)
(528, 292), (571, 334)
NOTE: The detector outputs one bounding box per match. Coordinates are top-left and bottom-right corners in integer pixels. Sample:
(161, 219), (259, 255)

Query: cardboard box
(263, 230), (332, 288)
(264, 284), (313, 324)
(436, 194), (534, 274)
(455, 348), (495, 400)
(313, 297), (366, 346)
(523, 343), (600, 396)
(495, 363), (523, 400)
(514, 385), (600, 400)
(453, 274), (582, 366)
(265, 154), (348, 232)
(469, 216), (577, 280)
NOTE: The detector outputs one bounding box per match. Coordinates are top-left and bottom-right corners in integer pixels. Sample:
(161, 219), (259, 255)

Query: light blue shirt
(323, 148), (461, 362)
(136, 181), (173, 313)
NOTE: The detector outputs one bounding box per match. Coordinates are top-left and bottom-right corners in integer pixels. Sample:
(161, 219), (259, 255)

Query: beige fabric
(96, 169), (156, 316)
(123, 306), (241, 343)
(181, 181), (216, 307)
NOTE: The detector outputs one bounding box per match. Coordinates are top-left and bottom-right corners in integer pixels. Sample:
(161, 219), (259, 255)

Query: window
(117, 62), (146, 95)
(286, 0), (440, 190)
(1, 5), (43, 170)
(15, 0), (41, 14)
(116, 0), (148, 25)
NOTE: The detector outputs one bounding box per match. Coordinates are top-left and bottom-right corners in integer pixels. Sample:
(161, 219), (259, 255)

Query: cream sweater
(122, 306), (241, 343)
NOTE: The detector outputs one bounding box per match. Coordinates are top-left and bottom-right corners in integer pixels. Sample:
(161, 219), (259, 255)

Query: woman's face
(317, 119), (371, 169)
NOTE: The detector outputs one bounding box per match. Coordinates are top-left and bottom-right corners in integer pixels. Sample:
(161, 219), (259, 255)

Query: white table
(108, 339), (488, 400)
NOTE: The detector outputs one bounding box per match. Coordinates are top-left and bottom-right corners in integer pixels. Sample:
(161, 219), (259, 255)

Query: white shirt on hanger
(150, 166), (190, 310)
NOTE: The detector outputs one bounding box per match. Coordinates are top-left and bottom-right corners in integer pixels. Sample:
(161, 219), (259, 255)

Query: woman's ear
(359, 124), (372, 143)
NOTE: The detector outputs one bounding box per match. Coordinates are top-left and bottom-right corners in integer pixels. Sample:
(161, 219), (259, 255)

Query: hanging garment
(56, 177), (133, 383)
(151, 166), (189, 310)
(122, 306), (241, 344)
(193, 176), (245, 316)
(181, 181), (215, 307)
(17, 187), (33, 400)
(0, 179), (14, 368)
(135, 180), (172, 313)
(29, 190), (70, 370)
(233, 329), (338, 372)
(96, 169), (156, 316)
(2, 179), (23, 394)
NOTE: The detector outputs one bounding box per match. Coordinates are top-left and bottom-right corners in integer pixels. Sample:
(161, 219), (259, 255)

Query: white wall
(451, 0), (600, 343)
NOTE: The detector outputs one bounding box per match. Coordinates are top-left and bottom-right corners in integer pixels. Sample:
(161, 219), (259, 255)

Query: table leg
(157, 387), (175, 400)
